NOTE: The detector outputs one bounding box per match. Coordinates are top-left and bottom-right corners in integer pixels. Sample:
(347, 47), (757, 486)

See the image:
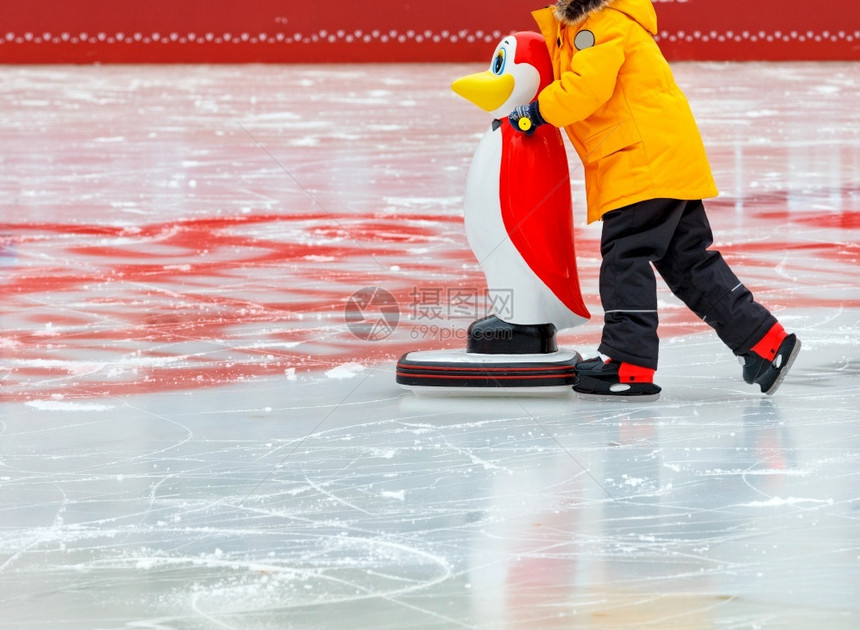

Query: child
(509, 0), (800, 400)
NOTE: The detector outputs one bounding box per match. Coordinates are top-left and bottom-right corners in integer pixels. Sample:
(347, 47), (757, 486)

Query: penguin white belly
(464, 125), (583, 330)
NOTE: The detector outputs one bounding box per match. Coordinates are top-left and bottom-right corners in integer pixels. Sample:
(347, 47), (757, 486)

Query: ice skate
(739, 333), (801, 395)
(573, 357), (662, 402)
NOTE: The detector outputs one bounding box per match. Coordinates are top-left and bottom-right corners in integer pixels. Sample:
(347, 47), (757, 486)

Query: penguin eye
(492, 49), (506, 75)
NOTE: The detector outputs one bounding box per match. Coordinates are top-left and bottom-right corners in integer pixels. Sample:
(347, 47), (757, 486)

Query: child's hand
(508, 102), (546, 135)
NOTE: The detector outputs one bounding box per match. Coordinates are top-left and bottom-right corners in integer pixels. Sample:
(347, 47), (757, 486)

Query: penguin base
(395, 349), (582, 397)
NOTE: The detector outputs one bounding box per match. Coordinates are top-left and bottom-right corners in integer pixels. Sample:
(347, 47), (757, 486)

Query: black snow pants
(597, 198), (777, 370)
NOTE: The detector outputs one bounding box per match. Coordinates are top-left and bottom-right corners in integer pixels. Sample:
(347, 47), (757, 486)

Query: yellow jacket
(534, 0), (718, 223)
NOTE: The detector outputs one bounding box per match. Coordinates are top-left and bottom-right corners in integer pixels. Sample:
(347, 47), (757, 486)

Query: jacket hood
(554, 0), (658, 34)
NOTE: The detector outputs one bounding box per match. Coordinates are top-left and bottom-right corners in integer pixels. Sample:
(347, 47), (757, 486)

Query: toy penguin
(396, 32), (589, 395)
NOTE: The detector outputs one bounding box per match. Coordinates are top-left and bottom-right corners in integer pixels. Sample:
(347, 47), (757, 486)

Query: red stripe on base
(398, 372), (570, 381)
(396, 362), (574, 373)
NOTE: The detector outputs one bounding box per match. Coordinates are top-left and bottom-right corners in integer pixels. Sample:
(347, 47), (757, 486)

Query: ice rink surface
(1, 62), (858, 628)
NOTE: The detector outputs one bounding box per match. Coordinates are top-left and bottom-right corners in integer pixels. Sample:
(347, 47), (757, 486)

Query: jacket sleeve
(537, 17), (628, 127)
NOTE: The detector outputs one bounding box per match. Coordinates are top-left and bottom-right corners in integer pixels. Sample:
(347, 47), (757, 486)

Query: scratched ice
(0, 64), (858, 629)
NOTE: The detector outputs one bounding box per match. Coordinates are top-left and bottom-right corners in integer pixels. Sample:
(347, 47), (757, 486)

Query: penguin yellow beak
(451, 71), (515, 113)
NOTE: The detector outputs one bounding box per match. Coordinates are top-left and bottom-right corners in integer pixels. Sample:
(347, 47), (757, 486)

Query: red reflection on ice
(0, 213), (519, 401)
(2, 204), (856, 401)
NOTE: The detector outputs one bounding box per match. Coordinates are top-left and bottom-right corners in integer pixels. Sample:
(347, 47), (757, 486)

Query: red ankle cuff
(750, 323), (788, 361)
(618, 362), (656, 383)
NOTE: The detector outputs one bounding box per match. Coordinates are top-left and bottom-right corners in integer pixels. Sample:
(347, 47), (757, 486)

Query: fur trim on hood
(554, 0), (613, 25)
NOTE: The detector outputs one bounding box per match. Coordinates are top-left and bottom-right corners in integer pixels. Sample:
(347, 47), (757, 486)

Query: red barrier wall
(1, 0), (857, 63)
